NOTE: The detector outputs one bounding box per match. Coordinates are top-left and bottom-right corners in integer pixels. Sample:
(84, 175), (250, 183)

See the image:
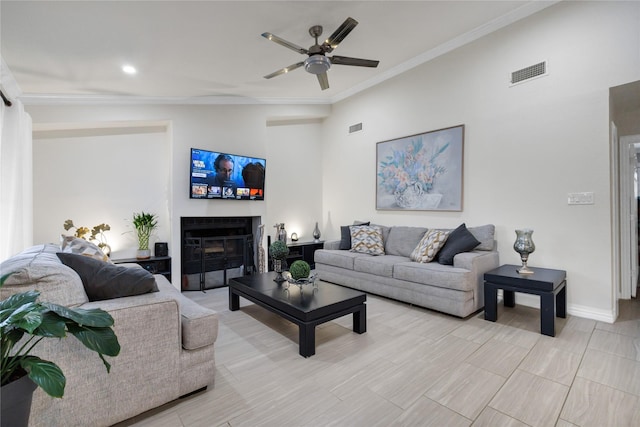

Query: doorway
(618, 135), (640, 299)
(611, 80), (640, 314)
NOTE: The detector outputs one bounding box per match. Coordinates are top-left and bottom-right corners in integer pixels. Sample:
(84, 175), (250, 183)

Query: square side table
(484, 264), (567, 337)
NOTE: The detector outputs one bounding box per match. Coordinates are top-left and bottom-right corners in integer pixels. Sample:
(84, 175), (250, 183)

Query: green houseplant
(0, 273), (120, 426)
(132, 212), (158, 259)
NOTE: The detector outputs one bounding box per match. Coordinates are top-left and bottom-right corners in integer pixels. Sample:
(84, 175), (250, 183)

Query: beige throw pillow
(61, 235), (111, 263)
(410, 229), (450, 263)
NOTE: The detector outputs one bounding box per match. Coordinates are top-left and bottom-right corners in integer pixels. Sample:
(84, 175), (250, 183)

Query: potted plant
(132, 212), (158, 259)
(0, 273), (120, 427)
(268, 240), (289, 282)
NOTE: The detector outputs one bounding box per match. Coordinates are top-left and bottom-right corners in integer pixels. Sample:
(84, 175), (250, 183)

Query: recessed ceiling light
(122, 65), (137, 75)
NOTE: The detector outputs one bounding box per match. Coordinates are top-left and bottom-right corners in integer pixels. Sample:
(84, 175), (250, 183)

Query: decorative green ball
(269, 240), (289, 260)
(289, 260), (311, 280)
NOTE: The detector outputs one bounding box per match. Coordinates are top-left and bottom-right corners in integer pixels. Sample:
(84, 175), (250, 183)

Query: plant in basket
(289, 260), (311, 280)
(286, 260), (316, 290)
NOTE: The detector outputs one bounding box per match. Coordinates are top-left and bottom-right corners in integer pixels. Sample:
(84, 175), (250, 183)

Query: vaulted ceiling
(1, 1), (556, 104)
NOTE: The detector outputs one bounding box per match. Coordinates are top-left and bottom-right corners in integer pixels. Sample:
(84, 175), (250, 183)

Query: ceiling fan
(261, 17), (380, 90)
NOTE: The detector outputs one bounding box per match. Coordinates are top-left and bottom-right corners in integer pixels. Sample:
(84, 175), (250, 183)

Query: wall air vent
(510, 61), (547, 86)
(349, 122), (363, 134)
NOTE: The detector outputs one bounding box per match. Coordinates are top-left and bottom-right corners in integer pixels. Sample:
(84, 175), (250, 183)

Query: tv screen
(190, 148), (266, 200)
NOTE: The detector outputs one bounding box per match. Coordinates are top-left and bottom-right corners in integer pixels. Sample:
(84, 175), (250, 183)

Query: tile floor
(114, 286), (640, 427)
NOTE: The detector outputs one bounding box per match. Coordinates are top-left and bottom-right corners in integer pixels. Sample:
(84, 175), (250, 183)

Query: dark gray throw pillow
(339, 221), (370, 250)
(56, 252), (158, 301)
(436, 223), (481, 265)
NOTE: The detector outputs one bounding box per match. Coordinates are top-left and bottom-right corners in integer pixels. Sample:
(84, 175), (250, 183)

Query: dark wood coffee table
(229, 272), (366, 357)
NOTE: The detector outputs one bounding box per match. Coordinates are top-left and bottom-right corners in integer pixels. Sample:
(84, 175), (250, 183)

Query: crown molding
(19, 94), (332, 106)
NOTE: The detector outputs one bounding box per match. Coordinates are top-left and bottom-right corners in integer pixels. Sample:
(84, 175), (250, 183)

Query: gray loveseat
(315, 224), (499, 317)
(0, 244), (218, 427)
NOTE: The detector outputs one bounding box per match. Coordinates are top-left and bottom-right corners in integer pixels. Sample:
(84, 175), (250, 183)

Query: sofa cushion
(353, 255), (408, 278)
(468, 224), (495, 251)
(410, 229), (449, 263)
(371, 224), (392, 245)
(61, 235), (111, 262)
(339, 221), (370, 250)
(393, 261), (476, 292)
(385, 226), (428, 257)
(314, 249), (368, 270)
(437, 223), (481, 265)
(350, 225), (385, 256)
(0, 244), (89, 307)
(57, 252), (158, 301)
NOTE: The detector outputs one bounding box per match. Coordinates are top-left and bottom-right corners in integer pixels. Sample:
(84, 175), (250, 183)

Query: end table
(484, 264), (566, 337)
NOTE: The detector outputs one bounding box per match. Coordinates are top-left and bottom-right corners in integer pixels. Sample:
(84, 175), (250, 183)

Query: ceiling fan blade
(330, 55), (380, 68)
(316, 73), (329, 90)
(261, 32), (308, 54)
(324, 17), (358, 51)
(263, 62), (304, 79)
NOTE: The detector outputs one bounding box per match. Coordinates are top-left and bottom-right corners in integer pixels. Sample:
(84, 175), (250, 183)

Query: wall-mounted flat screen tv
(190, 148), (266, 200)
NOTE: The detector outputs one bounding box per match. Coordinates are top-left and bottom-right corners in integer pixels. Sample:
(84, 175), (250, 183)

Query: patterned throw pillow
(339, 221), (370, 250)
(410, 229), (450, 263)
(350, 225), (385, 256)
(61, 235), (111, 262)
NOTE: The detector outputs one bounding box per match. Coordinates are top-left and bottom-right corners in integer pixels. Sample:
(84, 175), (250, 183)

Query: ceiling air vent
(510, 61), (547, 86)
(349, 123), (363, 134)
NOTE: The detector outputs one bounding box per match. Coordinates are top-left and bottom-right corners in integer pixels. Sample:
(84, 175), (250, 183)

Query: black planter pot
(1, 374), (38, 427)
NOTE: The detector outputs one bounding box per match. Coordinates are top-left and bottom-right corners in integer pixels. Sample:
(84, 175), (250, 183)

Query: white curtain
(0, 60), (33, 261)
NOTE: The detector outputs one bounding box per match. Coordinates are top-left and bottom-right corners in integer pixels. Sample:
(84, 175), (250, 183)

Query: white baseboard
(512, 293), (615, 324)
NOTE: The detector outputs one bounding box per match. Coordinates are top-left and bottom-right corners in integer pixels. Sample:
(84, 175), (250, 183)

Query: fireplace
(181, 216), (258, 291)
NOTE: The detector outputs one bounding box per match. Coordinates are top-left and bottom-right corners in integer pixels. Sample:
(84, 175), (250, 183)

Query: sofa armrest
(453, 250), (500, 311)
(84, 276), (218, 351)
(453, 250), (500, 274)
(324, 240), (341, 250)
(154, 276), (218, 350)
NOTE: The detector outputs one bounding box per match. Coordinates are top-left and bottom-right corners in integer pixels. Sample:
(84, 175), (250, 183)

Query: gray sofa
(0, 244), (218, 427)
(315, 224), (499, 317)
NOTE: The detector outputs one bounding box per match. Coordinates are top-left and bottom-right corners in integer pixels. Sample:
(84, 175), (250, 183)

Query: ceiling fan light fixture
(304, 55), (331, 75)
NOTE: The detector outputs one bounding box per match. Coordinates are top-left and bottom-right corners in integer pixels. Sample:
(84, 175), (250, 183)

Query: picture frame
(376, 124), (464, 211)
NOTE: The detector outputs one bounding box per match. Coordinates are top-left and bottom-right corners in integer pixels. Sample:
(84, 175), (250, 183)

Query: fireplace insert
(181, 217), (257, 291)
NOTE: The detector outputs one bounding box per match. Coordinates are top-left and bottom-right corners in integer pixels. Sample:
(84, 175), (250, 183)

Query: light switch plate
(568, 192), (594, 205)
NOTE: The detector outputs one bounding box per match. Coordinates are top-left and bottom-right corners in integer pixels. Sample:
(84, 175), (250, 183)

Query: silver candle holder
(513, 229), (535, 275)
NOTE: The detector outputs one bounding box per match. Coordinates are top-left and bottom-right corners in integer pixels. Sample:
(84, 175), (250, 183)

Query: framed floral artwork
(376, 124), (464, 211)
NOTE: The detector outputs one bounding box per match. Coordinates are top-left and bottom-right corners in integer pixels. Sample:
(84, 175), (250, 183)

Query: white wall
(265, 120), (324, 244)
(26, 104), (328, 283)
(32, 125), (170, 258)
(321, 1), (640, 320)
